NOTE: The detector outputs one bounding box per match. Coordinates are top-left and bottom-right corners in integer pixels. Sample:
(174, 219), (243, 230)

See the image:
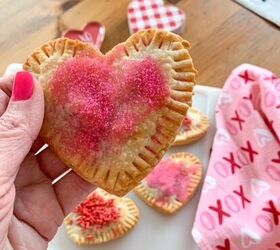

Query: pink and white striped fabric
(192, 64), (280, 250)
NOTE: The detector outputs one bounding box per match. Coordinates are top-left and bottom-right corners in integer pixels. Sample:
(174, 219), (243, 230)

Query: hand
(0, 72), (95, 250)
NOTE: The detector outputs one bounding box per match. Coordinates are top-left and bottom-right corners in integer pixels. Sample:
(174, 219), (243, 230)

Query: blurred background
(0, 0), (279, 87)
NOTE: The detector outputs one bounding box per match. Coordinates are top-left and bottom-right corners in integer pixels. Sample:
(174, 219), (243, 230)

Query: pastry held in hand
(24, 29), (196, 196)
(173, 107), (209, 146)
(65, 189), (139, 245)
(135, 152), (202, 214)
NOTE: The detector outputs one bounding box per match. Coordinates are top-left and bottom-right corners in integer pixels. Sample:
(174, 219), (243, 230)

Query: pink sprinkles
(146, 159), (198, 202)
(50, 54), (169, 156)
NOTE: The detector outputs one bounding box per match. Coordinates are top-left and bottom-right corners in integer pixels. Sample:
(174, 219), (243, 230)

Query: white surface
(48, 85), (221, 250)
(4, 63), (23, 76)
(234, 0), (280, 27)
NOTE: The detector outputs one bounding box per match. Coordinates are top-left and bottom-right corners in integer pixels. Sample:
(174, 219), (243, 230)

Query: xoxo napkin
(192, 64), (280, 250)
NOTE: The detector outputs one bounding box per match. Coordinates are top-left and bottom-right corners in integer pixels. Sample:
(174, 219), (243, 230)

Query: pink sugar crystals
(49, 54), (169, 156)
(124, 58), (169, 107)
(146, 159), (198, 202)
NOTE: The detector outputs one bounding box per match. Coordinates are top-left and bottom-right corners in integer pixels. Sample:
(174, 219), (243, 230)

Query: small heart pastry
(64, 189), (139, 245)
(24, 29), (196, 196)
(173, 107), (209, 146)
(134, 152), (202, 214)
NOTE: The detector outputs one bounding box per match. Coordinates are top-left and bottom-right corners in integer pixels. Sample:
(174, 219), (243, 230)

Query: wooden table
(0, 0), (279, 87)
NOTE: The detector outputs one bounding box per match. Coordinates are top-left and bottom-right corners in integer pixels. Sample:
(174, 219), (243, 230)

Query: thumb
(0, 71), (44, 179)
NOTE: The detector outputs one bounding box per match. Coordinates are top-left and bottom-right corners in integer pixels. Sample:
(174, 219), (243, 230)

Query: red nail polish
(12, 71), (34, 101)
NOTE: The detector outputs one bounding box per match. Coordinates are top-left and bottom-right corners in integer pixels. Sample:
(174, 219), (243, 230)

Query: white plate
(47, 85), (221, 250)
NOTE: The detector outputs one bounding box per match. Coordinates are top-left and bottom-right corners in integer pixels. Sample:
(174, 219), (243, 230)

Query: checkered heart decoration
(127, 0), (186, 34)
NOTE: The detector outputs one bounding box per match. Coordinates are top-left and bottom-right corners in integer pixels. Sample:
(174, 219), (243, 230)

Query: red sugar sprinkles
(75, 193), (120, 229)
(146, 159), (199, 202)
(50, 54), (170, 156)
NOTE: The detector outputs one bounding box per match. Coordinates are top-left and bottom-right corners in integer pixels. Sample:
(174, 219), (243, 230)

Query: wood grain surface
(0, 0), (279, 87)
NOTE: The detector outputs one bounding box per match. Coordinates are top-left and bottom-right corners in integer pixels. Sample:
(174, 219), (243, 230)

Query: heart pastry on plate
(173, 107), (209, 146)
(24, 29), (196, 196)
(134, 152), (202, 214)
(64, 189), (139, 245)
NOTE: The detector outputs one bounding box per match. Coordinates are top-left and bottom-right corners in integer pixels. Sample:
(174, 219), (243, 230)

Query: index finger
(0, 74), (15, 96)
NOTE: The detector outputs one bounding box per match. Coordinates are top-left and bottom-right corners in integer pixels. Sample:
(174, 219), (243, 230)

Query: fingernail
(12, 71), (34, 101)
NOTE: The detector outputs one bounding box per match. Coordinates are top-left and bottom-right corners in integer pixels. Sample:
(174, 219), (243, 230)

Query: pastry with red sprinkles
(134, 152), (202, 214)
(173, 107), (209, 146)
(64, 189), (139, 245)
(23, 29), (197, 196)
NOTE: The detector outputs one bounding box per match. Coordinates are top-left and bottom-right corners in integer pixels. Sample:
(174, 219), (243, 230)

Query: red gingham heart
(127, 0), (185, 34)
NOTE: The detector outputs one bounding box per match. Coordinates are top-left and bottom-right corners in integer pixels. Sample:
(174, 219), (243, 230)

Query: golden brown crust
(64, 189), (140, 245)
(173, 107), (209, 146)
(134, 152), (202, 214)
(23, 29), (197, 196)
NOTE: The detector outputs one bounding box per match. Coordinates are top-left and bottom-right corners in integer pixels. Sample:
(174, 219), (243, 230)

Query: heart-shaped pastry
(63, 22), (105, 49)
(64, 189), (139, 245)
(24, 29), (196, 196)
(173, 107), (209, 146)
(127, 0), (185, 34)
(134, 152), (202, 214)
